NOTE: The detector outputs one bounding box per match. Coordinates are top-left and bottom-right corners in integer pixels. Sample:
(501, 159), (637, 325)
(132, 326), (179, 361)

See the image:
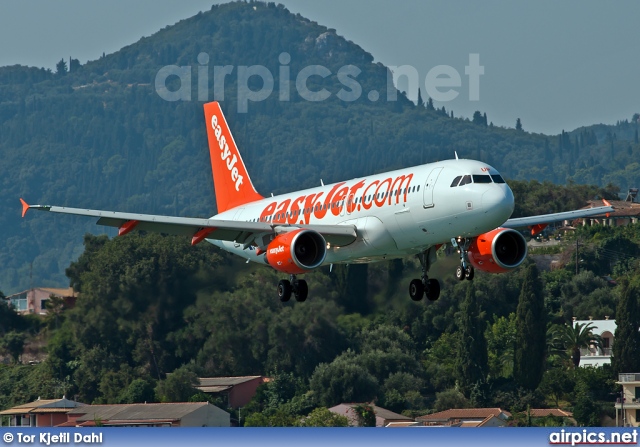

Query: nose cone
(482, 186), (514, 223)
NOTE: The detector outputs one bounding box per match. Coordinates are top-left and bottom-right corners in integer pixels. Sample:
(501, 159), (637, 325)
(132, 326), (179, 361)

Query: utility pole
(575, 238), (579, 275)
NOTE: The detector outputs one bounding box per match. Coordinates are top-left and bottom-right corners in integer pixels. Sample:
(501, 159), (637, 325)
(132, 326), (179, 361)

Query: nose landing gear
(452, 237), (475, 281)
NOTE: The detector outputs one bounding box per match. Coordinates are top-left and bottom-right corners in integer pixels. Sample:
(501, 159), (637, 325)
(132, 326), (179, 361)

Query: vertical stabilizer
(204, 102), (263, 213)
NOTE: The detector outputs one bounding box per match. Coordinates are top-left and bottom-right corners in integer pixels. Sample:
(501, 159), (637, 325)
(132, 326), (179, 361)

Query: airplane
(20, 101), (613, 303)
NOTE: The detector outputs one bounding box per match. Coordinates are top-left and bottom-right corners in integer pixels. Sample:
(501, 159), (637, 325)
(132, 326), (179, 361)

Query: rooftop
(417, 408), (511, 421)
(5, 287), (77, 299)
(527, 409), (573, 418)
(0, 397), (84, 416)
(68, 402), (211, 422)
(329, 403), (413, 424)
(197, 376), (262, 387)
(582, 200), (640, 218)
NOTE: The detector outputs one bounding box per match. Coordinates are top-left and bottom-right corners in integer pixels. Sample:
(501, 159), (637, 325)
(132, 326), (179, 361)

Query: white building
(573, 318), (615, 367)
(615, 374), (640, 427)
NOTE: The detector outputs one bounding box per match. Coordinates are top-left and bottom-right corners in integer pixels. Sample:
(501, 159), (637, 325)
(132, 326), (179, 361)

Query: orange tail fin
(204, 102), (264, 213)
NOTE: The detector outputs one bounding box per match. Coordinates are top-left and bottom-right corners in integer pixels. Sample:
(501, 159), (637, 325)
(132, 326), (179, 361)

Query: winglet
(20, 198), (30, 218)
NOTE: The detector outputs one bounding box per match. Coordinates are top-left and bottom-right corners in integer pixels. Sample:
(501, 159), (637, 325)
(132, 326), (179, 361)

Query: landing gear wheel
(409, 279), (424, 301)
(426, 278), (441, 301)
(278, 280), (292, 302)
(455, 265), (465, 281)
(295, 279), (308, 302)
(465, 266), (475, 281)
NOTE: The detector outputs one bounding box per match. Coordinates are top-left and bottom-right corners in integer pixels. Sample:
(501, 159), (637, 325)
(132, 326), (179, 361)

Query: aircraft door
(345, 193), (355, 216)
(423, 167), (443, 208)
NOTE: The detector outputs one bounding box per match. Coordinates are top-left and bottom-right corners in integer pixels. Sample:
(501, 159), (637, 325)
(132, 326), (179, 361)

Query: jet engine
(467, 227), (528, 273)
(265, 229), (327, 274)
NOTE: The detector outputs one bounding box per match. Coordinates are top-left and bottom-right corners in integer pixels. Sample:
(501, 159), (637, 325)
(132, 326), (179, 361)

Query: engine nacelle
(265, 229), (327, 274)
(467, 227), (528, 273)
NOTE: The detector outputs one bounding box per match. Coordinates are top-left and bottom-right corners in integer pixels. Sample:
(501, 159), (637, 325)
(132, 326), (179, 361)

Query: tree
(472, 111), (484, 125)
(434, 388), (469, 412)
(353, 404), (376, 427)
(611, 276), (640, 374)
(297, 407), (348, 427)
(69, 58), (81, 72)
(0, 291), (24, 336)
(309, 351), (379, 407)
(538, 368), (574, 407)
(119, 377), (157, 403)
(426, 97), (435, 111)
(417, 88), (425, 108)
(513, 264), (546, 390)
(44, 295), (67, 330)
(155, 367), (198, 402)
(55, 58), (68, 76)
(333, 264), (370, 314)
(551, 322), (601, 369)
(572, 381), (600, 427)
(243, 409), (297, 427)
(486, 313), (517, 378)
(456, 283), (488, 396)
(516, 118), (523, 131)
(0, 331), (26, 363)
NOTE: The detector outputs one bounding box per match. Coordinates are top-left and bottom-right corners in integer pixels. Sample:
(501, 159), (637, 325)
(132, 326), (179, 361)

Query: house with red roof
(195, 376), (268, 409)
(416, 408), (511, 427)
(62, 402), (229, 427)
(0, 397), (84, 427)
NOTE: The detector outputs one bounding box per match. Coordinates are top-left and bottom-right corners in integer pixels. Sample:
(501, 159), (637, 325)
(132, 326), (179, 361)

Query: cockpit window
(459, 175), (472, 186)
(491, 174), (505, 183)
(450, 176), (462, 187)
(472, 175), (492, 183)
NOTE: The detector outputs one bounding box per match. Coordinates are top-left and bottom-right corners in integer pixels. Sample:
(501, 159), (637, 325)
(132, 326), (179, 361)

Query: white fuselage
(209, 159), (515, 265)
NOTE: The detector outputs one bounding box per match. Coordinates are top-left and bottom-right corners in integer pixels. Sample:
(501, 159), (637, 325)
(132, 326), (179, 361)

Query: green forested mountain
(1, 1), (638, 293)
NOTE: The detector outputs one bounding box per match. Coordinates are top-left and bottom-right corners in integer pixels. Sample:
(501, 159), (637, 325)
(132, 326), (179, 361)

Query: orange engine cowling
(264, 229), (327, 274)
(467, 227), (528, 273)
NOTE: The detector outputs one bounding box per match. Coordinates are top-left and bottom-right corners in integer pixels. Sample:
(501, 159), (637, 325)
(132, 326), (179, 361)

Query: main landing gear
(451, 237), (475, 281)
(277, 275), (308, 303)
(409, 248), (441, 302)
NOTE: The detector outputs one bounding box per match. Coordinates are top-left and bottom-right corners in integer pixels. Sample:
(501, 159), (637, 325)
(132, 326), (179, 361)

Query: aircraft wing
(502, 203), (614, 234)
(20, 199), (357, 247)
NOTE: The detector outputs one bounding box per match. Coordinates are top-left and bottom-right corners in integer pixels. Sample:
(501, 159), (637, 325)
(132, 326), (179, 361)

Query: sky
(1, 0), (638, 135)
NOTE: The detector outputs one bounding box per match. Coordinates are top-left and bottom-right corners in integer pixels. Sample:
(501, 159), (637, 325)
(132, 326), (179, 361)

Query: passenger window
(459, 175), (472, 186)
(491, 174), (506, 183)
(472, 175), (492, 183)
(417, 185), (420, 191)
(451, 176), (462, 187)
